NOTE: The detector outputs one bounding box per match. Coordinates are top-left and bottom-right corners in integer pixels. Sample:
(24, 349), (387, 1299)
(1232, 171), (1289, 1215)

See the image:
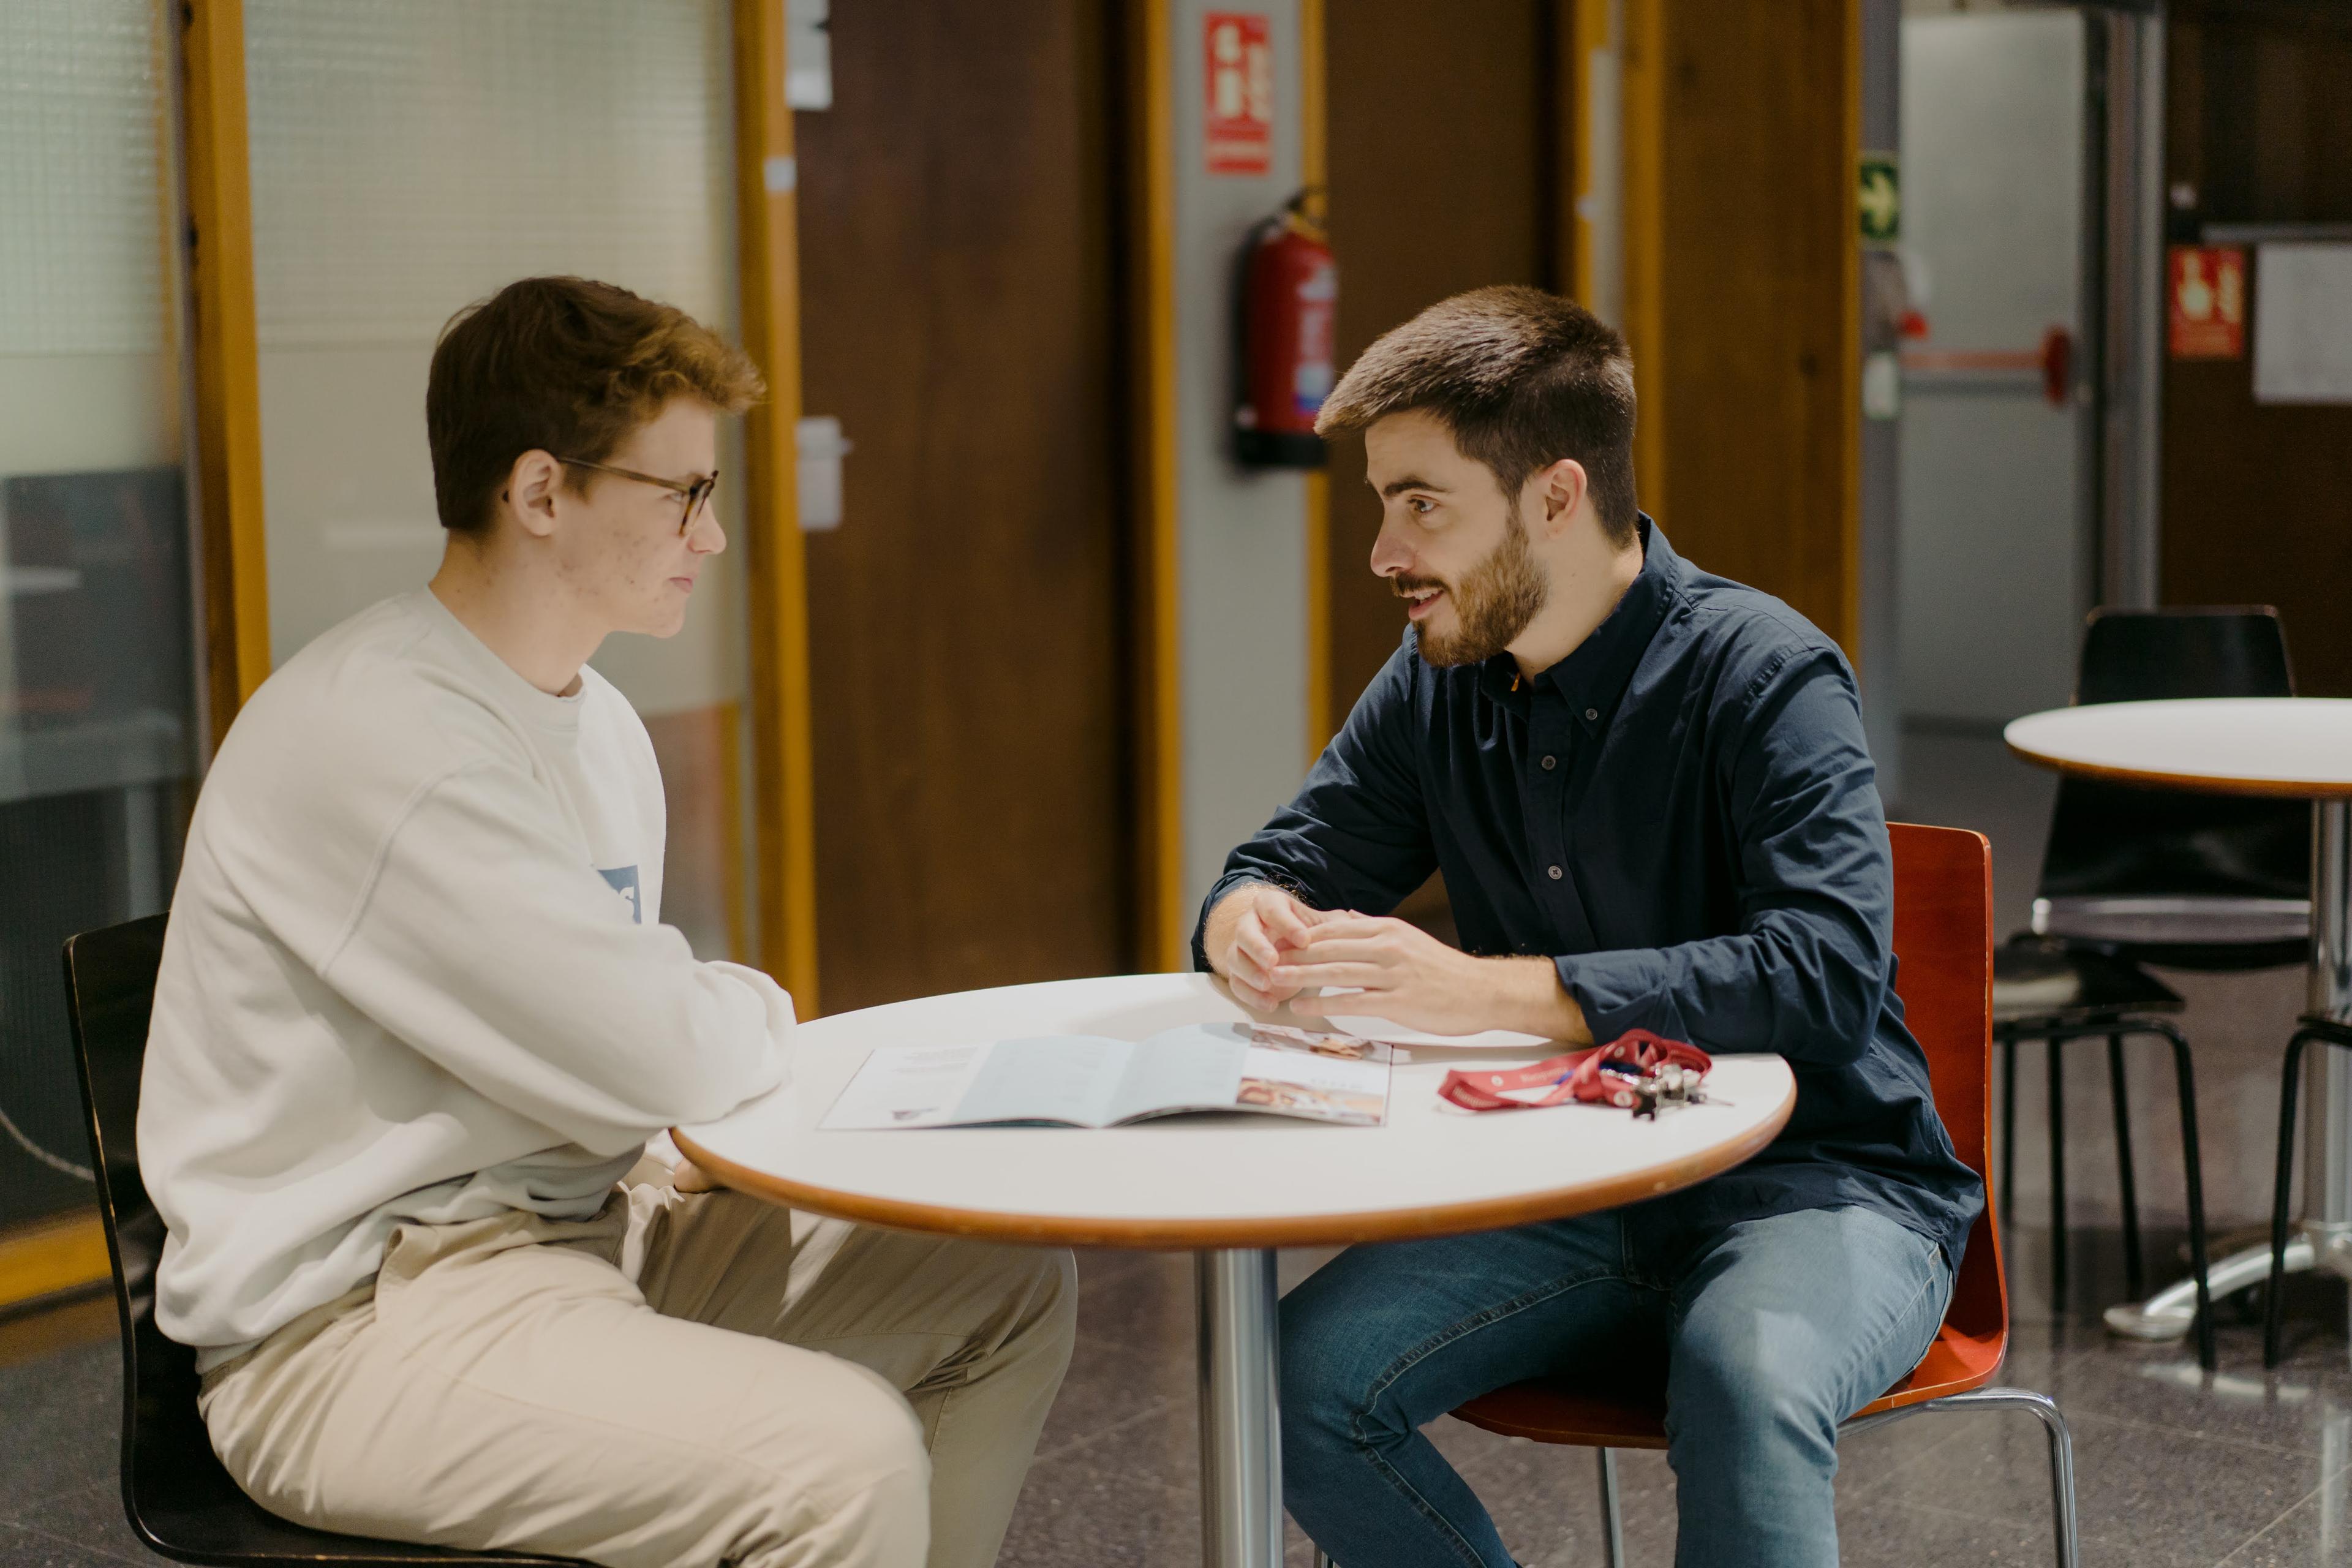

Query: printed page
(1104, 1023), (1251, 1122)
(820, 1043), (994, 1129)
(950, 1036), (1134, 1126)
(1235, 1026), (1392, 1125)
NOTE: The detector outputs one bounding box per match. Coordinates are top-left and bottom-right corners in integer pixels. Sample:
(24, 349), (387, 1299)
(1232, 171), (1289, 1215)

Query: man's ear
(502, 450), (565, 541)
(1531, 458), (1589, 538)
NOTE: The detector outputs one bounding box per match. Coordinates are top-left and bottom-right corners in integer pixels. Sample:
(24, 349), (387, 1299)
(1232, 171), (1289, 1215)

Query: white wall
(1168, 0), (1313, 920)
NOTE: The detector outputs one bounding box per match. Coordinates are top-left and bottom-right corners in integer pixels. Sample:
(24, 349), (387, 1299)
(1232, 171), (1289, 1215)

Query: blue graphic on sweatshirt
(598, 865), (643, 924)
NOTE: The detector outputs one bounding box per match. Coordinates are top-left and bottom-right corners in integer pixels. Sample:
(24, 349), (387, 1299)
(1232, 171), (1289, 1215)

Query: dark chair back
(2035, 608), (2309, 963)
(63, 915), (570, 1566)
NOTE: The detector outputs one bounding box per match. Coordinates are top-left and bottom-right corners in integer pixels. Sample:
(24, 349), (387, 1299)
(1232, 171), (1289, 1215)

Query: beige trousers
(198, 1171), (1077, 1568)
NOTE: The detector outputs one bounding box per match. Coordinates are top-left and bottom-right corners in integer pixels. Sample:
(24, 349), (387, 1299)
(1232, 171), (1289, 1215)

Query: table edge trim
(2002, 740), (2352, 799)
(670, 1072), (1796, 1250)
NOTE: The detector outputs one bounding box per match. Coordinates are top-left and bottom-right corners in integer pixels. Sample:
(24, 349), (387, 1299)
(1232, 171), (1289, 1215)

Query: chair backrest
(61, 914), (200, 1550)
(1887, 823), (2003, 1343)
(68, 914), (578, 1568)
(2039, 607), (2307, 905)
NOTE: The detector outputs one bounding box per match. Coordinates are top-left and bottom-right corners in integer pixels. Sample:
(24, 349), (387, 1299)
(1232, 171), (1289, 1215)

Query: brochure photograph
(820, 1022), (1393, 1130)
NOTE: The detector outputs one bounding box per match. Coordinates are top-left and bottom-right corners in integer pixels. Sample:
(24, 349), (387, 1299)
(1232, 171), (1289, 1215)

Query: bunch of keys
(1626, 1060), (1713, 1119)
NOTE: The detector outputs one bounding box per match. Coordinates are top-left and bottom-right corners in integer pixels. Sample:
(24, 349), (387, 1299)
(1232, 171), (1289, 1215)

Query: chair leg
(1596, 1447), (1626, 1568)
(2149, 1020), (2216, 1371)
(2106, 1032), (2144, 1300)
(1898, 1389), (2081, 1568)
(2000, 1033), (2018, 1225)
(2048, 1035), (2068, 1304)
(2266, 1029), (2315, 1367)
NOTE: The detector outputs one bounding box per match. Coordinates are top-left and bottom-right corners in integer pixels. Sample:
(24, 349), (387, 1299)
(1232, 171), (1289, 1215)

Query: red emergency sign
(1204, 13), (1273, 176)
(2169, 246), (2246, 360)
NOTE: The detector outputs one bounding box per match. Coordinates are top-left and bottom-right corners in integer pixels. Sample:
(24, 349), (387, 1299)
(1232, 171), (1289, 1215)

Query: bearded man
(1193, 287), (1981, 1568)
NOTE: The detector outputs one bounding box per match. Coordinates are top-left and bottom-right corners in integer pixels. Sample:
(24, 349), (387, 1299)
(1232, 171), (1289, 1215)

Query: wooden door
(1324, 0), (1562, 937)
(796, 0), (1132, 1012)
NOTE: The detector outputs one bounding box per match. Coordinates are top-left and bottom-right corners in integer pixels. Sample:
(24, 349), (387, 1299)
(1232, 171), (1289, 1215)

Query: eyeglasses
(560, 458), (718, 535)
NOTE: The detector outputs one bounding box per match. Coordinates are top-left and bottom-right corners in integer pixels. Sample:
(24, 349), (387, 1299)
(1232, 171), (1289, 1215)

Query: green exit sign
(1860, 152), (1900, 246)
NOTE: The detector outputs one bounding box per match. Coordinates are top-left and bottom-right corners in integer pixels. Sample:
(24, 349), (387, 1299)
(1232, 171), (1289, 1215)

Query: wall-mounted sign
(1204, 12), (1273, 176)
(2168, 245), (2245, 360)
(1858, 151), (1899, 246)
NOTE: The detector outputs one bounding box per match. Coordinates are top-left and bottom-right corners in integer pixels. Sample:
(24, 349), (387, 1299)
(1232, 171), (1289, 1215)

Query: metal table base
(2107, 799), (2352, 1342)
(1198, 1248), (1284, 1568)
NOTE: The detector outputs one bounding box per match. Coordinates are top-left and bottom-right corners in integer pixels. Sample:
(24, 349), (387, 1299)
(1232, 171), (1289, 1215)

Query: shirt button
(1585, 707), (1599, 722)
(1548, 865), (1564, 880)
(1541, 754), (1558, 771)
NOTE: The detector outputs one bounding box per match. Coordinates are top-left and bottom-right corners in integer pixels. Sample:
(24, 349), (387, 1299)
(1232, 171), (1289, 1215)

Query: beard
(1398, 519), (1550, 668)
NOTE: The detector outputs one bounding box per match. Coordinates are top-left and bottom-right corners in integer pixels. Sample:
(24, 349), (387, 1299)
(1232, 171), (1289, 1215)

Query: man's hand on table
(1277, 914), (1594, 1044)
(1205, 883), (1348, 1011)
(671, 1158), (722, 1194)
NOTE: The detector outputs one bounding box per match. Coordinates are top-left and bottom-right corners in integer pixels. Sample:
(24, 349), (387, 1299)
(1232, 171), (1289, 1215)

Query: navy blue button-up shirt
(1193, 520), (1983, 1264)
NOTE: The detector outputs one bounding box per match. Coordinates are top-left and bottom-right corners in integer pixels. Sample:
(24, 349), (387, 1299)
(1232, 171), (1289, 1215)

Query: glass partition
(243, 0), (752, 962)
(0, 0), (200, 1226)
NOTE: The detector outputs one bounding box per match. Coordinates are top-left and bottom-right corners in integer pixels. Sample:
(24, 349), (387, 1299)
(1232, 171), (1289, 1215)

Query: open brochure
(820, 1022), (1392, 1129)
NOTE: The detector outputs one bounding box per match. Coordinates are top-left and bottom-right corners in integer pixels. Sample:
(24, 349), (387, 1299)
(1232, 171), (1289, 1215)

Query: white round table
(2005, 698), (2352, 1340)
(674, 973), (1795, 1568)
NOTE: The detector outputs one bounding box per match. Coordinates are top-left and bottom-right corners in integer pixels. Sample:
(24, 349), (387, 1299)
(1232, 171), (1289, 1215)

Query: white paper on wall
(2253, 243), (2352, 405)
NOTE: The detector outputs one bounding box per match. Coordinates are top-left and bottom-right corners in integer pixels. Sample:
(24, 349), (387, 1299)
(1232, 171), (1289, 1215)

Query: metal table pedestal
(1197, 1249), (1284, 1568)
(2108, 799), (2352, 1341)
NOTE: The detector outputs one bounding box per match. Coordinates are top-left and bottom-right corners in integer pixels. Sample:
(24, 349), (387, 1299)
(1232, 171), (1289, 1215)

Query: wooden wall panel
(2160, 13), (2352, 695)
(796, 0), (1132, 1012)
(1322, 0), (1560, 729)
(1640, 0), (1860, 654)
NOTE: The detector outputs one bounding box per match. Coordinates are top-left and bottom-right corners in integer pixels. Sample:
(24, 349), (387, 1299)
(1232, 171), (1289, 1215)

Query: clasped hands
(1209, 883), (1589, 1042)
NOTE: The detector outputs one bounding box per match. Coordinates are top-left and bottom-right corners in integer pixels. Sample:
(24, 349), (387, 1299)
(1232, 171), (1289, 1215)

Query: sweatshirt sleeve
(318, 758), (792, 1156)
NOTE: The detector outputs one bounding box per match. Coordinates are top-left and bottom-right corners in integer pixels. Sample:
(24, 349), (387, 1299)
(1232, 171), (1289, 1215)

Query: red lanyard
(1437, 1030), (1712, 1113)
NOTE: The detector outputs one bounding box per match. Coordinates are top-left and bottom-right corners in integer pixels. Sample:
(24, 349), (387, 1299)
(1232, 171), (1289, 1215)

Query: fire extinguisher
(1232, 189), (1336, 468)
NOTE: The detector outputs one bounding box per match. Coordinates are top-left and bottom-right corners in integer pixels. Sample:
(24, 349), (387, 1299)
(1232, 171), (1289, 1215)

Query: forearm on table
(1480, 955), (1594, 1043)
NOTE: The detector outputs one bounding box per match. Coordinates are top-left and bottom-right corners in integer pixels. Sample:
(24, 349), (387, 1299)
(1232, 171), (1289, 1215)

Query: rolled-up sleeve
(1190, 643), (1438, 970)
(1555, 647), (1893, 1066)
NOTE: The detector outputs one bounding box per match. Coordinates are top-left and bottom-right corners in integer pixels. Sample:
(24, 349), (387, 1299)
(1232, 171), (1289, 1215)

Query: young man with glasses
(1198, 287), (1981, 1567)
(142, 276), (1074, 1568)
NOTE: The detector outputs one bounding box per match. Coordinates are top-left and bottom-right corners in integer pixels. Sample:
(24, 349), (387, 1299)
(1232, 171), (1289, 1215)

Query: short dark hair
(426, 276), (765, 535)
(1316, 285), (1638, 546)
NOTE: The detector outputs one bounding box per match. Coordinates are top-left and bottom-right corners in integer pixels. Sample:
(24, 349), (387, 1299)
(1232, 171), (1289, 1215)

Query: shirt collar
(1472, 514), (1679, 733)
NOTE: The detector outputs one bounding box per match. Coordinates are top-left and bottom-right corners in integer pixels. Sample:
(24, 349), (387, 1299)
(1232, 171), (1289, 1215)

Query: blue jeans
(1279, 1202), (1951, 1568)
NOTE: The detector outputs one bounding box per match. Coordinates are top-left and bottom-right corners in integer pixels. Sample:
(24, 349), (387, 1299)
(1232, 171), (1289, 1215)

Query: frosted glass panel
(0, 0), (200, 1225)
(0, 1), (172, 356)
(245, 0), (750, 962)
(246, 0), (734, 347)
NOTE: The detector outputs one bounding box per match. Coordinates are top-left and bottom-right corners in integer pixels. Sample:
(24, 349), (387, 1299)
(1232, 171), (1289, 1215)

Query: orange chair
(1315, 824), (2080, 1568)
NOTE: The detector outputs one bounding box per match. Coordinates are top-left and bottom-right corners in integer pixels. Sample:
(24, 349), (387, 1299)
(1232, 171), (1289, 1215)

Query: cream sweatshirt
(140, 590), (793, 1365)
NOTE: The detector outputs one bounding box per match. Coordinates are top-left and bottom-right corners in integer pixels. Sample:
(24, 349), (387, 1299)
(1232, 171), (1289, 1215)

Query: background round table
(676, 972), (1795, 1568)
(2005, 698), (2352, 1339)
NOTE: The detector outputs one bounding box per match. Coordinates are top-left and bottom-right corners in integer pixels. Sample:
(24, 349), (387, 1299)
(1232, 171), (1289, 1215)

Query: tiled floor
(5, 728), (2350, 1566)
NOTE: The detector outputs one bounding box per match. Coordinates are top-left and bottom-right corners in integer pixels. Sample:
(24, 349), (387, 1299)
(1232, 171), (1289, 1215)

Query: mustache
(1390, 576), (1447, 598)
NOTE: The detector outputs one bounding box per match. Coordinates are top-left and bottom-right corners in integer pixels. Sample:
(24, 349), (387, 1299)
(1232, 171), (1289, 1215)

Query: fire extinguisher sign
(1204, 13), (1273, 176)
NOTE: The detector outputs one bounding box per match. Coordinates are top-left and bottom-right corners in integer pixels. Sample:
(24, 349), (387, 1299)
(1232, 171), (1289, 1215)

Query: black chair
(1998, 607), (2307, 1370)
(2263, 1014), (2352, 1366)
(62, 913), (576, 1567)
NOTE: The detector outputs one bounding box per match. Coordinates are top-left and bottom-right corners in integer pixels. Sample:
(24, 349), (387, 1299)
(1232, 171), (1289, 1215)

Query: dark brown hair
(1316, 285), (1638, 546)
(426, 276), (765, 535)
